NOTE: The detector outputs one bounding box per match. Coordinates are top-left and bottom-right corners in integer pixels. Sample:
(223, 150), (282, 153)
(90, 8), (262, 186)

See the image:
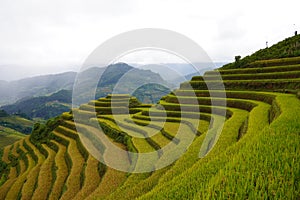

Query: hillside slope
(0, 72), (76, 106)
(0, 110), (33, 134)
(1, 90), (72, 120)
(222, 34), (300, 69)
(0, 110), (32, 149)
(0, 63), (170, 106)
(0, 55), (299, 199)
(1, 35), (300, 199)
(0, 126), (25, 150)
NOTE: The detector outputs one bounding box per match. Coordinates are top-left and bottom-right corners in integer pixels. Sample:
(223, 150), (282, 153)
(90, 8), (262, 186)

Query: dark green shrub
(23, 140), (38, 163)
(80, 163), (87, 189)
(98, 162), (107, 178)
(30, 116), (63, 144)
(0, 150), (8, 185)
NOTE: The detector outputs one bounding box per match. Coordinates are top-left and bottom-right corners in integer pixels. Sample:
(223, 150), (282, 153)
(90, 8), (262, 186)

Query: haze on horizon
(0, 0), (298, 81)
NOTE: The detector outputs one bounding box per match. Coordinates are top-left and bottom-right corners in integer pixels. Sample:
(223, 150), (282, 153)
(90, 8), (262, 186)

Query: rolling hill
(1, 90), (72, 120)
(0, 72), (76, 106)
(222, 34), (300, 69)
(0, 37), (299, 199)
(0, 127), (25, 150)
(0, 63), (171, 108)
(0, 110), (33, 135)
(0, 110), (32, 149)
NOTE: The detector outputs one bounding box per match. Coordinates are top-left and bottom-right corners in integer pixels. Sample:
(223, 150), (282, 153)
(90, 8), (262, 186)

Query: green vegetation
(0, 126), (25, 149)
(0, 110), (30, 149)
(132, 83), (171, 103)
(0, 36), (299, 199)
(0, 114), (33, 134)
(95, 63), (171, 104)
(1, 90), (72, 120)
(30, 116), (62, 144)
(222, 34), (300, 69)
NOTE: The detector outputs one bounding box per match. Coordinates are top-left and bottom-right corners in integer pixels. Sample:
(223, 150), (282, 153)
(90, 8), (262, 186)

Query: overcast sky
(0, 0), (299, 81)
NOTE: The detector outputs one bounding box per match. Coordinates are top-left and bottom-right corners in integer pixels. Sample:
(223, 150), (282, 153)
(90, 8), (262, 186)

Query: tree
(235, 55), (241, 62)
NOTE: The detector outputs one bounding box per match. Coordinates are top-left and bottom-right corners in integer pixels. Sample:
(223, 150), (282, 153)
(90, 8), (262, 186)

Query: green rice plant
(137, 108), (250, 199)
(205, 64), (300, 75)
(173, 90), (276, 104)
(157, 132), (207, 185)
(0, 165), (17, 199)
(0, 147), (9, 186)
(55, 125), (89, 161)
(88, 100), (128, 107)
(155, 120), (204, 170)
(246, 56), (300, 68)
(137, 93), (295, 199)
(106, 122), (209, 200)
(48, 140), (69, 200)
(80, 104), (128, 115)
(79, 104), (96, 112)
(62, 112), (73, 120)
(9, 142), (21, 176)
(31, 144), (56, 200)
(180, 78), (300, 91)
(158, 101), (233, 116)
(95, 97), (130, 103)
(162, 97), (263, 112)
(73, 155), (101, 200)
(149, 132), (171, 149)
(0, 142), (22, 198)
(100, 117), (148, 138)
(1, 145), (11, 163)
(72, 108), (95, 120)
(194, 94), (298, 199)
(16, 144), (28, 173)
(53, 130), (85, 200)
(102, 116), (166, 153)
(116, 116), (172, 146)
(30, 141), (48, 162)
(2, 54), (300, 199)
(6, 139), (36, 200)
(20, 137), (45, 200)
(89, 118), (127, 147)
(85, 167), (127, 200)
(99, 117), (153, 153)
(141, 108), (200, 119)
(131, 137), (158, 172)
(105, 173), (152, 200)
(62, 120), (77, 131)
(192, 70), (300, 81)
(132, 112), (210, 136)
(106, 168), (169, 200)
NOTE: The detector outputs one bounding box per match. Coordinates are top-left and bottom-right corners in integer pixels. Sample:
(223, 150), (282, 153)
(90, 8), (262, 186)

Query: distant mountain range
(0, 63), (173, 119)
(0, 72), (76, 106)
(71, 62), (172, 105)
(130, 62), (224, 87)
(0, 63), (173, 106)
(1, 90), (72, 120)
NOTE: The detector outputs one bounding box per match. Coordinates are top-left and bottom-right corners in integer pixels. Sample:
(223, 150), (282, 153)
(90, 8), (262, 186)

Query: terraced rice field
(0, 57), (299, 199)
